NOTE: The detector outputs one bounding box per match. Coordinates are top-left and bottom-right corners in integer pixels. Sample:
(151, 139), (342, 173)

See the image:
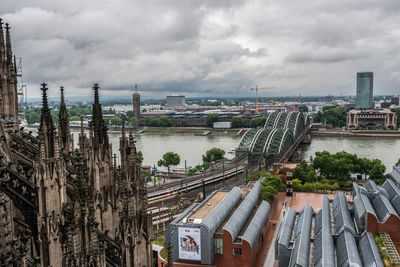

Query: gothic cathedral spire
(91, 83), (109, 148)
(5, 23), (12, 65)
(38, 83), (55, 158)
(0, 19), (5, 64)
(58, 86), (73, 152)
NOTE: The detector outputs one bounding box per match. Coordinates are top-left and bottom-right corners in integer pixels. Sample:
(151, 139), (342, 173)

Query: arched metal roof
(242, 200), (270, 251)
(336, 229), (362, 267)
(333, 192), (355, 235)
(289, 205), (314, 267)
(383, 179), (400, 215)
(202, 187), (242, 234)
(314, 196), (335, 267)
(359, 232), (385, 267)
(223, 181), (261, 240)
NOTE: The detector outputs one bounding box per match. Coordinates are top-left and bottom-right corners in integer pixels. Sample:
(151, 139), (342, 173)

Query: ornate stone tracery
(0, 20), (152, 266)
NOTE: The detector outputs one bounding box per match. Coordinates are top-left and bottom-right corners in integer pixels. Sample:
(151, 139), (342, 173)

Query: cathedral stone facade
(0, 20), (152, 266)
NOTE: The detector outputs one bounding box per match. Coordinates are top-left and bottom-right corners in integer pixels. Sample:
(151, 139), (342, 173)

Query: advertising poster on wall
(178, 227), (201, 261)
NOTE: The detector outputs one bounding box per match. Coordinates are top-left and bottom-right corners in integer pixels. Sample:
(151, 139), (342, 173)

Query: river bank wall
(311, 129), (400, 138)
(27, 125), (247, 136)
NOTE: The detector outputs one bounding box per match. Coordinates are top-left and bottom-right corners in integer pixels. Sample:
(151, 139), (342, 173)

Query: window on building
(213, 238), (223, 255)
(233, 247), (242, 256)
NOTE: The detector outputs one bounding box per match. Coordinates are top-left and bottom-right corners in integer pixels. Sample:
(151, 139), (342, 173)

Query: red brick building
(163, 180), (271, 267)
(353, 179), (400, 241)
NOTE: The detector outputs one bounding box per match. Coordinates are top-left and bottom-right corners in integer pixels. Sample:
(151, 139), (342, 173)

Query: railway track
(148, 164), (246, 203)
(149, 163), (258, 240)
(147, 158), (244, 193)
(148, 163), (258, 209)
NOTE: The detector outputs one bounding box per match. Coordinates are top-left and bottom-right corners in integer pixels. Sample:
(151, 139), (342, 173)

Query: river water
(301, 136), (400, 173)
(72, 132), (240, 168)
(71, 131), (399, 172)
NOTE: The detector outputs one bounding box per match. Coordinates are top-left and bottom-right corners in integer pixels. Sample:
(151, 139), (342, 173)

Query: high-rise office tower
(132, 84), (141, 119)
(166, 94), (185, 108)
(356, 72), (373, 109)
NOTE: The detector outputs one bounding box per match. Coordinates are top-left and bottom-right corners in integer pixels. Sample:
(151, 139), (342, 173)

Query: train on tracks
(148, 165), (245, 202)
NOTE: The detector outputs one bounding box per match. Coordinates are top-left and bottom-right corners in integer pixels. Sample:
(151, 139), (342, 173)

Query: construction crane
(293, 96), (296, 111)
(275, 100), (281, 112)
(250, 85), (275, 113)
(268, 100), (275, 112)
(16, 58), (27, 115)
(268, 100), (282, 112)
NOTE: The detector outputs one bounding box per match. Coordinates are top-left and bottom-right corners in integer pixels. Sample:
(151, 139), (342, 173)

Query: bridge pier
(301, 133), (312, 144)
(290, 148), (303, 162)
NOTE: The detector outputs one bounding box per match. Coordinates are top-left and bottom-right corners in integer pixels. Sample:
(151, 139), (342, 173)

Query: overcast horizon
(2, 0), (400, 100)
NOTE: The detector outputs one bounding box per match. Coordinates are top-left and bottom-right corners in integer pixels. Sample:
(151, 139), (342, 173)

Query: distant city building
(132, 84), (141, 119)
(165, 181), (270, 266)
(391, 95), (399, 106)
(167, 94), (185, 108)
(324, 94), (334, 103)
(347, 109), (397, 129)
(356, 72), (374, 109)
(213, 121), (231, 129)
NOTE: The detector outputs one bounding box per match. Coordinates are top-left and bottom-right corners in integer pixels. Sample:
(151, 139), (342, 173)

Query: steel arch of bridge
(236, 128), (258, 156)
(236, 111), (309, 162)
(263, 128), (294, 157)
(249, 128), (274, 159)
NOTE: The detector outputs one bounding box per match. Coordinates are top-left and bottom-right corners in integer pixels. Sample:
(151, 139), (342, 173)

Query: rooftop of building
(168, 179), (271, 255)
(177, 181), (255, 225)
(348, 108), (395, 114)
(187, 191), (229, 221)
(276, 173), (400, 267)
(276, 194), (386, 267)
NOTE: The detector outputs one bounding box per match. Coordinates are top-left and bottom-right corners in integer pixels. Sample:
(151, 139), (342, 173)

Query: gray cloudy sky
(2, 0), (400, 99)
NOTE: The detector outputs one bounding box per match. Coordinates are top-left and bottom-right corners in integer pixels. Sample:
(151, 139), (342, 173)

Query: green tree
(137, 151), (144, 164)
(141, 170), (152, 183)
(110, 116), (123, 125)
(313, 151), (353, 181)
(292, 178), (302, 191)
(202, 148), (225, 163)
(126, 110), (134, 118)
(157, 152), (181, 175)
(299, 104), (309, 113)
(129, 117), (139, 126)
(260, 173), (285, 203)
(25, 111), (40, 124)
(261, 173), (286, 191)
(250, 117), (266, 128)
(396, 157), (400, 167)
(68, 105), (92, 117)
(70, 116), (81, 121)
(261, 185), (278, 203)
(144, 116), (160, 126)
(391, 108), (400, 127)
(293, 160), (318, 183)
(368, 159), (386, 182)
(159, 117), (172, 127)
(206, 114), (220, 127)
(51, 110), (58, 124)
(231, 117), (245, 128)
(312, 106), (347, 127)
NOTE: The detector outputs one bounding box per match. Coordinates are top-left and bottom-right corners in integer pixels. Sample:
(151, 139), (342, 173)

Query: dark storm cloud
(1, 0), (400, 98)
